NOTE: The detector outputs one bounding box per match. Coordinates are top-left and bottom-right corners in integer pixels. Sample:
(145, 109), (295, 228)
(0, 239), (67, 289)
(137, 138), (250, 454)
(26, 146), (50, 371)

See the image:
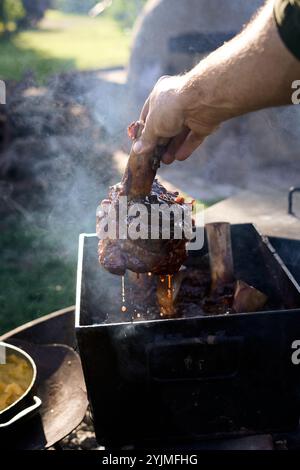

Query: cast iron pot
(0, 342), (41, 430)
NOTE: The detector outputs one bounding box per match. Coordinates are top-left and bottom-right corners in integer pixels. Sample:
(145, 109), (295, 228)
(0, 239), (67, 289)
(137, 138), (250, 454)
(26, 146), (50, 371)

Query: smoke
(0, 70), (129, 265)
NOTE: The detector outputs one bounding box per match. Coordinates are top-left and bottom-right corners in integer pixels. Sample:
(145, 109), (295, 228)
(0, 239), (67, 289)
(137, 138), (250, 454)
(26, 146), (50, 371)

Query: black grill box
(76, 224), (300, 447)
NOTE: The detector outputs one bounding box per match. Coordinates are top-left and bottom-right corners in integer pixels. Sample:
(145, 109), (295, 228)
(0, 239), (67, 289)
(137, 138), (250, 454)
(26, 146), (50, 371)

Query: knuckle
(156, 75), (170, 85)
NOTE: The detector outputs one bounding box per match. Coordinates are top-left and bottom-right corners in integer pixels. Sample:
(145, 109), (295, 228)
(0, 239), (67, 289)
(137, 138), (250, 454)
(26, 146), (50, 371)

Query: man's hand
(133, 0), (300, 165)
(133, 74), (220, 164)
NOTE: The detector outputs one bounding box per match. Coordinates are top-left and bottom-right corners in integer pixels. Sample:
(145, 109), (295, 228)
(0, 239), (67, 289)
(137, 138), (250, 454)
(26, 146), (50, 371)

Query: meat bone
(121, 121), (167, 199)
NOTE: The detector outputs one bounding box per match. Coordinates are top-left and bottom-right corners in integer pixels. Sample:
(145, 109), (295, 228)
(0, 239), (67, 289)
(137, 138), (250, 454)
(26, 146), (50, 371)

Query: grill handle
(0, 396), (41, 429)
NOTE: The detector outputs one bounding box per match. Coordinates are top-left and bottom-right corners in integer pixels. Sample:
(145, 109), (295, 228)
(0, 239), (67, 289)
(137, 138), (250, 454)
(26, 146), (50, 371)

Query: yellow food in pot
(0, 353), (33, 411)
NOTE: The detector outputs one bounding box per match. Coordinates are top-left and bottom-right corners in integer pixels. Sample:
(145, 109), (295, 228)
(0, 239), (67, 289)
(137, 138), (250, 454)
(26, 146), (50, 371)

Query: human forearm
(133, 0), (300, 163)
(181, 0), (300, 123)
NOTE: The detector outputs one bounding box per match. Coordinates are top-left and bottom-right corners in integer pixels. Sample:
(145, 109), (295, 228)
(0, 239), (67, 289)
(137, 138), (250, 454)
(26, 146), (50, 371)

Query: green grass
(0, 219), (76, 334)
(0, 9), (132, 82)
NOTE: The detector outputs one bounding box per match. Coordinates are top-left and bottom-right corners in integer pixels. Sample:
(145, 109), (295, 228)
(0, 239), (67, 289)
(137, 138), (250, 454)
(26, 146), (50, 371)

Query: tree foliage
(0, 0), (51, 35)
(0, 0), (24, 34)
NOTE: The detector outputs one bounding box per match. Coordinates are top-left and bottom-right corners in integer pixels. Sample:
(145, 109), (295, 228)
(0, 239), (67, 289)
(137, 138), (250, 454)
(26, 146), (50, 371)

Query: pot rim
(0, 341), (37, 416)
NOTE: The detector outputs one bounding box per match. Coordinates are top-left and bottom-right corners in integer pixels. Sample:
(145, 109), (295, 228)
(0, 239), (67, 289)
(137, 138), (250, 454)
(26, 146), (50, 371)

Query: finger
(156, 74), (170, 84)
(162, 128), (189, 164)
(162, 151), (175, 165)
(138, 76), (170, 132)
(133, 112), (158, 154)
(175, 131), (205, 161)
(139, 96), (150, 123)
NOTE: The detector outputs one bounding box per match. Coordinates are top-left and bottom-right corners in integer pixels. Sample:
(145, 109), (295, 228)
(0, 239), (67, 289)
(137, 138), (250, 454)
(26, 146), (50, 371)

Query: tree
(0, 0), (25, 36)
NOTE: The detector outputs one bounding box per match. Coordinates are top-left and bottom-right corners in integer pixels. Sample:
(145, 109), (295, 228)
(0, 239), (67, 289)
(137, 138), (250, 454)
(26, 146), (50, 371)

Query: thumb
(132, 116), (158, 155)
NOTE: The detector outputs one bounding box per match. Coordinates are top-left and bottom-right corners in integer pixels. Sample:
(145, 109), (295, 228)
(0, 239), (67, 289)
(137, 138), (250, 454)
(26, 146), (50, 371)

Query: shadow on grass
(0, 37), (76, 82)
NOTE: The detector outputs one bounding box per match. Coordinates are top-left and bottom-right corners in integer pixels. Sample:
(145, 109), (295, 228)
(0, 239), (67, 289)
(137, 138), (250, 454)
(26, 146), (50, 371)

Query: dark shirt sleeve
(274, 0), (300, 60)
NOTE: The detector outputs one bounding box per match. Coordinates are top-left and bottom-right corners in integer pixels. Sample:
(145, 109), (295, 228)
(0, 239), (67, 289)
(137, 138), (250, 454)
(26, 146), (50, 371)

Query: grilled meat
(98, 121), (191, 274)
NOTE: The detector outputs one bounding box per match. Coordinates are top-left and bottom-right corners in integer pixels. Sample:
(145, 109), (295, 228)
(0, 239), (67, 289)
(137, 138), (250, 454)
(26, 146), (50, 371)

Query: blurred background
(1, 0), (300, 333)
(0, 0), (146, 332)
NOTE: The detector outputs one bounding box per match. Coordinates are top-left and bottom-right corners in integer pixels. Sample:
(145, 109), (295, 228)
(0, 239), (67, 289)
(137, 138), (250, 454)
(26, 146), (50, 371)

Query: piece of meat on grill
(97, 121), (189, 275)
(97, 179), (189, 275)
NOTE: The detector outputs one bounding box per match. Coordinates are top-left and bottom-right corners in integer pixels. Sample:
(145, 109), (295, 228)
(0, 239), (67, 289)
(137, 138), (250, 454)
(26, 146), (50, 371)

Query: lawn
(0, 9), (132, 82)
(0, 217), (76, 334)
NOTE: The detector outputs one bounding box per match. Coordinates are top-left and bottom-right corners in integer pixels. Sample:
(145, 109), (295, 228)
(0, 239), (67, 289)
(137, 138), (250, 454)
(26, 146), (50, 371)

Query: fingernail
(133, 140), (143, 154)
